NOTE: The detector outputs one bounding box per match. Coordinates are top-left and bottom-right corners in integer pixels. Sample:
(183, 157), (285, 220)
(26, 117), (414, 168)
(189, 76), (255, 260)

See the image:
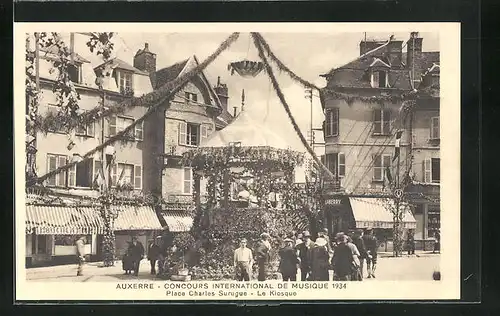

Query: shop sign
(325, 198), (342, 205)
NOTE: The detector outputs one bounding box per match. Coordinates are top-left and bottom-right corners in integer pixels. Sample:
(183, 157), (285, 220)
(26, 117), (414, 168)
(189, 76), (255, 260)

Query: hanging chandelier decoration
(228, 60), (264, 78)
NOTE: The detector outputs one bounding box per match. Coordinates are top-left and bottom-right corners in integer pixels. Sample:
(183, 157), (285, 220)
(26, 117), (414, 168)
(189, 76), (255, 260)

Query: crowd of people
(233, 228), (380, 282)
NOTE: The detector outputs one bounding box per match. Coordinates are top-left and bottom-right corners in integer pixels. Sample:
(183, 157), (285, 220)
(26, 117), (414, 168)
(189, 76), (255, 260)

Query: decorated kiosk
(180, 109), (312, 280)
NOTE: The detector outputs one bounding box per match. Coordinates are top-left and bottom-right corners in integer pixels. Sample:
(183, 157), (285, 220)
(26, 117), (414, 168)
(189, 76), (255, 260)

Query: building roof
(321, 37), (440, 91)
(153, 59), (189, 89)
(94, 58), (149, 75)
(40, 46), (91, 64)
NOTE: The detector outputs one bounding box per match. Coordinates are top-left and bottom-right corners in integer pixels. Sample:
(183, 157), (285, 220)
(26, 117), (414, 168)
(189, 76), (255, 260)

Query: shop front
(25, 204), (103, 267)
(113, 205), (164, 259)
(322, 196), (350, 236)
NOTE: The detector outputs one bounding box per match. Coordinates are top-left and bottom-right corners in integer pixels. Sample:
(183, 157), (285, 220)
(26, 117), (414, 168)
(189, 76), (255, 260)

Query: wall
(322, 97), (410, 192)
(411, 106), (440, 183)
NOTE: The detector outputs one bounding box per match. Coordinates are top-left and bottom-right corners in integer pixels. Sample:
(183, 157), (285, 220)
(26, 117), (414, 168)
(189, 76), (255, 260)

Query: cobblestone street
(26, 252), (440, 282)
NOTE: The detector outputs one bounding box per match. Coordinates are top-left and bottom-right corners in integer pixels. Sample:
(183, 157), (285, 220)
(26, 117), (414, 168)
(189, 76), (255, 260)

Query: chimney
(134, 42), (157, 74)
(386, 40), (403, 68)
(214, 76), (229, 113)
(406, 32), (423, 69)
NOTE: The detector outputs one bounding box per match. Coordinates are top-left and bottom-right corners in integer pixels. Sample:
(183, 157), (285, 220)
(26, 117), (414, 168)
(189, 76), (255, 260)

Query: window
(75, 122), (95, 137)
(111, 163), (142, 189)
(324, 108), (339, 137)
(37, 235), (48, 254)
(324, 153), (345, 177)
(371, 70), (388, 88)
(183, 167), (193, 194)
(185, 92), (198, 104)
(430, 117), (440, 140)
(47, 105), (69, 134)
(69, 159), (94, 188)
(46, 154), (68, 187)
(114, 70), (133, 93)
(373, 154), (392, 181)
(108, 116), (143, 141)
(178, 122), (201, 146)
(373, 109), (391, 135)
(68, 63), (82, 84)
(424, 158), (440, 183)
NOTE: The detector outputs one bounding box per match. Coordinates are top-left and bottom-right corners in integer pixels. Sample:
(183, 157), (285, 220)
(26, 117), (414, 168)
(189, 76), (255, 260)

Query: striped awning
(26, 205), (104, 235)
(112, 205), (163, 231)
(349, 197), (417, 229)
(161, 211), (193, 232)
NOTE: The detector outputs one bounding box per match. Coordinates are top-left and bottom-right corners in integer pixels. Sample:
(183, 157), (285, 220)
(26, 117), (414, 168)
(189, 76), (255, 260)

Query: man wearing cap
(363, 228), (378, 278)
(256, 233), (271, 281)
(296, 231), (314, 281)
(234, 238), (253, 281)
(75, 236), (86, 276)
(279, 238), (299, 281)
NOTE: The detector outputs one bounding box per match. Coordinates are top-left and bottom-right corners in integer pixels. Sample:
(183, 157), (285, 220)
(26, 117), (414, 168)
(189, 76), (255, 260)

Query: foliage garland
(26, 32), (241, 188)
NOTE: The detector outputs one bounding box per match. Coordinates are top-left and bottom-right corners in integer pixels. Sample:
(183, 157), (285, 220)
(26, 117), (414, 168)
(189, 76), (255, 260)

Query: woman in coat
(122, 242), (134, 275)
(310, 237), (330, 281)
(278, 238), (299, 281)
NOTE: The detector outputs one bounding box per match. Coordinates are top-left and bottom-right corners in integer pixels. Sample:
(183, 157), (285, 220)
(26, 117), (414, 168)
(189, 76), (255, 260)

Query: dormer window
(68, 63), (82, 84)
(114, 70), (133, 95)
(371, 70), (388, 88)
(185, 92), (198, 104)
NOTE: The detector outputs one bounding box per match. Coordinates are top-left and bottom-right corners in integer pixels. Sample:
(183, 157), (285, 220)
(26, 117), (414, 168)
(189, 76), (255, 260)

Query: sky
(67, 31), (439, 155)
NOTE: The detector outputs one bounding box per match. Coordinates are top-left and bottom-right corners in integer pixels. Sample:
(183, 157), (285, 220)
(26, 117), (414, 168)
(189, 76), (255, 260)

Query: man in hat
(296, 231), (314, 281)
(129, 236), (145, 276)
(310, 237), (330, 281)
(279, 238), (299, 281)
(332, 234), (354, 281)
(234, 238), (253, 281)
(147, 236), (162, 275)
(255, 232), (271, 281)
(351, 229), (367, 279)
(363, 228), (378, 278)
(318, 228), (333, 255)
(75, 236), (86, 276)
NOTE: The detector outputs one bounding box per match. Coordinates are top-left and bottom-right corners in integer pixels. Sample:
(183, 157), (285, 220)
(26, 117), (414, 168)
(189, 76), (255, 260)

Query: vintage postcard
(15, 22), (460, 301)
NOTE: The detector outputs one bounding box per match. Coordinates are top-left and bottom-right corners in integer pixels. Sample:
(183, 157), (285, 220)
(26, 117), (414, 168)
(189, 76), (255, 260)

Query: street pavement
(25, 252), (440, 282)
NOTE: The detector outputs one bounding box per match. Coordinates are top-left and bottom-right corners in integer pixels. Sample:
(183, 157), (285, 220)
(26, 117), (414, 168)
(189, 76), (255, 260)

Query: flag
(393, 130), (403, 162)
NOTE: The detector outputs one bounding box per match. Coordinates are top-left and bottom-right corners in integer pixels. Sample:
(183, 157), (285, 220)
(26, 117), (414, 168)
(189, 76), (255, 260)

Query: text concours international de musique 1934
(115, 282), (347, 298)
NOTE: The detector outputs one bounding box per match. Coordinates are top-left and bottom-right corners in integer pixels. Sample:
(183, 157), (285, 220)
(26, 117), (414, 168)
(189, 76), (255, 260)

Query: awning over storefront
(161, 211), (193, 232)
(348, 197), (417, 229)
(112, 205), (163, 231)
(26, 205), (104, 235)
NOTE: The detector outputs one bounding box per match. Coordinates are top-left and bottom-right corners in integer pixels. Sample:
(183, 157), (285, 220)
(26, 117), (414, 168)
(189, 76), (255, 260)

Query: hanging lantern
(228, 60), (264, 78)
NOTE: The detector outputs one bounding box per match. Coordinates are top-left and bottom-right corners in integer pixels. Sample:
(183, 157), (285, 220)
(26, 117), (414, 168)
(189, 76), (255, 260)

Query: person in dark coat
(279, 238), (299, 281)
(147, 237), (162, 275)
(362, 228), (378, 278)
(296, 231), (314, 281)
(255, 233), (271, 281)
(433, 230), (440, 253)
(310, 237), (330, 281)
(331, 234), (354, 281)
(351, 230), (367, 279)
(129, 237), (145, 276)
(122, 242), (134, 275)
(406, 229), (416, 255)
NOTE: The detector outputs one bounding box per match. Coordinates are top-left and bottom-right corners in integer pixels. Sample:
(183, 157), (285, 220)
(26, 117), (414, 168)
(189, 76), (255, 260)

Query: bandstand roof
(201, 110), (291, 150)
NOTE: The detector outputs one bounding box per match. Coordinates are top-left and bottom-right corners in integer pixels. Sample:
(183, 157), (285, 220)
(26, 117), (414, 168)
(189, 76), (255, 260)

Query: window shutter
(338, 152), (345, 177)
(201, 124), (208, 144)
(111, 163), (117, 187)
(135, 121), (144, 141)
(373, 155), (382, 181)
(87, 122), (95, 137)
(58, 156), (67, 186)
(178, 121), (187, 145)
(423, 158), (432, 183)
(431, 117), (439, 139)
(108, 116), (117, 136)
(68, 163), (76, 187)
(373, 110), (382, 134)
(332, 108), (339, 136)
(325, 110), (332, 136)
(93, 160), (102, 183)
(134, 165), (142, 189)
(47, 155), (57, 186)
(371, 71), (380, 88)
(383, 110), (391, 134)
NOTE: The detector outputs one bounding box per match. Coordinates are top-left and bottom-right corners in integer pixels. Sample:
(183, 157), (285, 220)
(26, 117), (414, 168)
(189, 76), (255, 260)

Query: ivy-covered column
(99, 194), (116, 267)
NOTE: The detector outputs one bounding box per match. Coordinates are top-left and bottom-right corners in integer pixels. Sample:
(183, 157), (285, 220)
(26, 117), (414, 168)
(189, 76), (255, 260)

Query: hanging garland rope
(251, 33), (336, 182)
(26, 32), (241, 188)
(254, 33), (419, 104)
